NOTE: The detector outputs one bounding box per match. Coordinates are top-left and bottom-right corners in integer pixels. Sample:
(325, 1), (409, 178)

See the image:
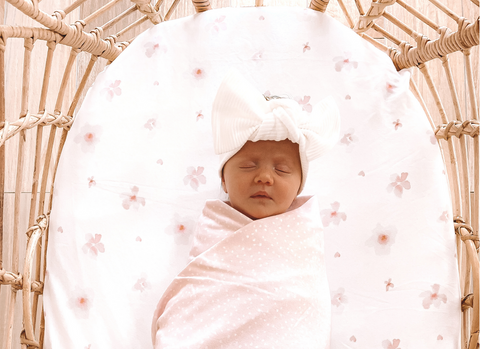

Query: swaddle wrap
(151, 196), (331, 348)
(212, 70), (340, 193)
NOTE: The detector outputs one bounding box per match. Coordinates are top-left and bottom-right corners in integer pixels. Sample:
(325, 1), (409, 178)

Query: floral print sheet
(44, 6), (460, 349)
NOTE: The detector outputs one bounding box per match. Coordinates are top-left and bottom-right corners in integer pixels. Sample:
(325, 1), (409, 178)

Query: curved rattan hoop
(0, 1), (478, 348)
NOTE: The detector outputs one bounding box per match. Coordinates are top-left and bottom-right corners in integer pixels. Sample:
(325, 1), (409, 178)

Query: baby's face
(222, 140), (302, 220)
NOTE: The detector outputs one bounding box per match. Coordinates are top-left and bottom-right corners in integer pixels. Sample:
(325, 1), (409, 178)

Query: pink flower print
(74, 123), (103, 153)
(345, 94), (351, 100)
(333, 52), (358, 72)
(385, 278), (394, 291)
(320, 201), (347, 227)
(206, 15), (227, 34)
(295, 96), (312, 113)
(428, 130), (437, 145)
(340, 129), (359, 146)
(136, 236), (142, 242)
(166, 213), (194, 245)
(382, 339), (401, 349)
(387, 172), (411, 198)
(144, 118), (157, 130)
(133, 274), (151, 292)
(334, 252), (341, 258)
(331, 287), (348, 307)
(358, 171), (365, 177)
(68, 286), (94, 319)
(439, 210), (449, 222)
(156, 159), (163, 165)
(365, 223), (398, 255)
(259, 16), (265, 20)
(252, 50), (264, 62)
(192, 67), (206, 80)
(350, 336), (357, 342)
(82, 234), (105, 257)
(437, 335), (443, 340)
(393, 119), (402, 130)
(57, 226), (63, 233)
(120, 186), (146, 210)
(144, 39), (167, 58)
(102, 80), (121, 102)
(88, 176), (96, 188)
(386, 82), (398, 93)
(303, 42), (311, 53)
(264, 90), (271, 98)
(420, 284), (447, 309)
(196, 110), (204, 121)
(183, 166), (206, 191)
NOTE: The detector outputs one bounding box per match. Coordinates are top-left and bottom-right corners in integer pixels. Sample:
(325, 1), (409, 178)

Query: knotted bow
(212, 69), (341, 192)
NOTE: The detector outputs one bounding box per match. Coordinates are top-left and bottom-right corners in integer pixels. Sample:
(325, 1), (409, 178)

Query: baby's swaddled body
(151, 196), (331, 348)
(151, 70), (340, 348)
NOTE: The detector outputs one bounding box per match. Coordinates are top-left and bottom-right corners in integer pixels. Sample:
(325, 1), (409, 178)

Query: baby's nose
(255, 168), (274, 184)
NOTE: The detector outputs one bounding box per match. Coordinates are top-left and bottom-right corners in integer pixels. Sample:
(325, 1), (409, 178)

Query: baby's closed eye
(275, 165), (292, 173)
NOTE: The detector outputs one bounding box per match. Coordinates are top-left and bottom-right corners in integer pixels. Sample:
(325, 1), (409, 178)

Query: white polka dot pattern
(152, 196), (330, 348)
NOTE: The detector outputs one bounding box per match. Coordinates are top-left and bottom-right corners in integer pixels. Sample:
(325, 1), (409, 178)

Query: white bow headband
(212, 70), (340, 193)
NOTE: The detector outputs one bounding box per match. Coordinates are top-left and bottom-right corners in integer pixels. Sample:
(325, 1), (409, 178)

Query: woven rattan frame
(0, 1), (478, 348)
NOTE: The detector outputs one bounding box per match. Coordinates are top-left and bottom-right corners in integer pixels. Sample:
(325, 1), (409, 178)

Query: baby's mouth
(251, 191), (272, 199)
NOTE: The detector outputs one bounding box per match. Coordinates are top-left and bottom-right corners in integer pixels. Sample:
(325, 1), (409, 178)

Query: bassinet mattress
(44, 6), (460, 349)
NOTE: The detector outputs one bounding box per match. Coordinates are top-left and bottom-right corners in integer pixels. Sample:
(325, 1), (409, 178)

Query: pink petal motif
(420, 284), (447, 309)
(334, 252), (341, 258)
(192, 68), (206, 80)
(88, 176), (96, 188)
(259, 16), (265, 20)
(393, 119), (402, 130)
(74, 123), (103, 153)
(331, 287), (348, 307)
(69, 287), (94, 319)
(102, 80), (122, 102)
(120, 186), (146, 210)
(144, 118), (157, 130)
(333, 53), (359, 72)
(136, 236), (142, 242)
(133, 276), (151, 292)
(196, 110), (204, 121)
(156, 159), (163, 165)
(206, 16), (227, 33)
(439, 211), (449, 222)
(183, 166), (207, 191)
(386, 82), (397, 93)
(153, 81), (159, 86)
(382, 339), (401, 349)
(320, 201), (347, 227)
(387, 172), (411, 198)
(295, 96), (312, 113)
(358, 171), (365, 177)
(58, 227), (63, 233)
(365, 223), (398, 255)
(165, 213), (194, 245)
(345, 95), (351, 100)
(340, 129), (359, 146)
(252, 50), (264, 61)
(82, 234), (105, 258)
(437, 335), (443, 340)
(385, 278), (394, 291)
(350, 336), (356, 342)
(303, 43), (311, 53)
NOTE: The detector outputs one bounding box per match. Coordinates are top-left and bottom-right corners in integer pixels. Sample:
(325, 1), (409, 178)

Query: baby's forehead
(235, 140), (300, 161)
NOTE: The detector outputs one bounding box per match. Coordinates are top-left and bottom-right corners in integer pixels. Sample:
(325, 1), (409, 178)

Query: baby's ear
(221, 175), (227, 193)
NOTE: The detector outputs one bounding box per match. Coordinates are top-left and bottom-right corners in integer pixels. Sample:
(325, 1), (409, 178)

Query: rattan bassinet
(0, 0), (478, 348)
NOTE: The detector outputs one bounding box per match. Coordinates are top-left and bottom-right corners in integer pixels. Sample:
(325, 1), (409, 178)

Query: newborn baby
(152, 70), (340, 349)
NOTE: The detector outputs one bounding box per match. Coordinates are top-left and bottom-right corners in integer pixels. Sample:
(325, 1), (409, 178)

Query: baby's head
(221, 139), (301, 220)
(212, 70), (340, 219)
